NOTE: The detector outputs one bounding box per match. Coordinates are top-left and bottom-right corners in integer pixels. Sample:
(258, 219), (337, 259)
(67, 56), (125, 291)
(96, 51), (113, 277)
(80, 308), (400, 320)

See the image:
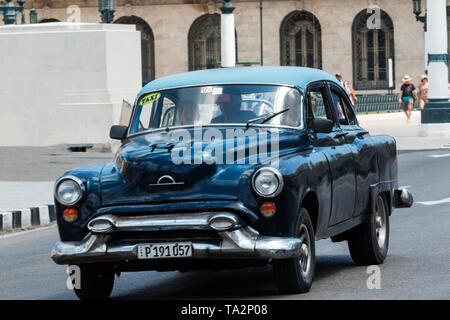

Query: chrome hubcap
(376, 216), (383, 228)
(375, 196), (387, 249)
(298, 224), (311, 277)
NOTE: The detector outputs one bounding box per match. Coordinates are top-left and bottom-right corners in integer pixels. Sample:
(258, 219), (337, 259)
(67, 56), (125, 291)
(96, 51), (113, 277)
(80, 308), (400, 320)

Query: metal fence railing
(353, 94), (419, 114)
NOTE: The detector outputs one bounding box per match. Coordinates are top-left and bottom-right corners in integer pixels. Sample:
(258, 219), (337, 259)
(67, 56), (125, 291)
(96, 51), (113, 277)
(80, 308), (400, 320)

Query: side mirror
(310, 118), (334, 134)
(110, 125), (128, 140)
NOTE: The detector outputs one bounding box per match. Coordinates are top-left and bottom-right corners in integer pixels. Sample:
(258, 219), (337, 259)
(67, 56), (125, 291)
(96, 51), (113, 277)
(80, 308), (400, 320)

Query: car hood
(100, 127), (307, 206)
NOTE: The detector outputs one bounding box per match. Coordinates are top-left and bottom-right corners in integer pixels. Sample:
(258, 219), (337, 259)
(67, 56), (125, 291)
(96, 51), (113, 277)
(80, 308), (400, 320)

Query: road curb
(0, 205), (56, 233)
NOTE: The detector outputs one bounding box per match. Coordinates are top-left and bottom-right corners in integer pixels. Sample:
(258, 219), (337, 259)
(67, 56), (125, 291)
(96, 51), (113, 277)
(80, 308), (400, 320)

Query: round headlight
(252, 167), (283, 198)
(55, 177), (84, 205)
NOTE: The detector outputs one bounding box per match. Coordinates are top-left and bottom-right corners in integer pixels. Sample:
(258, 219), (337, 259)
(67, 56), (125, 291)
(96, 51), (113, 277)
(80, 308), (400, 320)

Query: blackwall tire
(73, 264), (115, 300)
(348, 194), (390, 266)
(273, 208), (315, 294)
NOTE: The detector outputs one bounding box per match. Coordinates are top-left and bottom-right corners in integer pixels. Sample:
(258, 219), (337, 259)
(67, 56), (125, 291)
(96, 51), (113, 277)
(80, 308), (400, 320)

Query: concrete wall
(13, 0), (428, 94)
(0, 23), (141, 146)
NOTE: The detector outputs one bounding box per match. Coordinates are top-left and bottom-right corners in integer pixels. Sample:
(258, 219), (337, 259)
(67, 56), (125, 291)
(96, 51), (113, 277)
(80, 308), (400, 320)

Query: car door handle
(334, 132), (348, 139)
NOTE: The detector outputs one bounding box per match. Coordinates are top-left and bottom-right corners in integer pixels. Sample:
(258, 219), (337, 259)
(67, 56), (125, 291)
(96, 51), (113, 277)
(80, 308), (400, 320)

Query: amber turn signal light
(260, 202), (276, 218)
(63, 208), (78, 223)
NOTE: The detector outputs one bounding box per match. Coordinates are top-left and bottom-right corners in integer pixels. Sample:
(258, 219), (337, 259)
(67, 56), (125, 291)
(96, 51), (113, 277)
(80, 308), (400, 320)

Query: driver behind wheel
(211, 87), (257, 124)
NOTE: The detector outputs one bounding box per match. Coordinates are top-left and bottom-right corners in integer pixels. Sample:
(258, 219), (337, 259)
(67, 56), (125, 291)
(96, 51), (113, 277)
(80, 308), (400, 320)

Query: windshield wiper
(246, 108), (290, 129)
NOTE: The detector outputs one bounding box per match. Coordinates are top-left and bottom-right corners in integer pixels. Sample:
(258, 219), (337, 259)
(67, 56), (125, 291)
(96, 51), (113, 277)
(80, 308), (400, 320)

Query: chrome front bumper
(51, 212), (303, 265)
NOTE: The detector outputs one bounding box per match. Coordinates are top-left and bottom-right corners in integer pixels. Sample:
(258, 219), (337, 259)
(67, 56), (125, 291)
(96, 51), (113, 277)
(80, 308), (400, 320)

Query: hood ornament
(149, 175), (184, 187)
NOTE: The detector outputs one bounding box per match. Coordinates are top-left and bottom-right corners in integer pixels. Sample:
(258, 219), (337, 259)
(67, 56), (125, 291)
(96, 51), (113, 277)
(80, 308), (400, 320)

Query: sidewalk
(0, 181), (54, 212)
(357, 111), (450, 151)
(0, 145), (113, 232)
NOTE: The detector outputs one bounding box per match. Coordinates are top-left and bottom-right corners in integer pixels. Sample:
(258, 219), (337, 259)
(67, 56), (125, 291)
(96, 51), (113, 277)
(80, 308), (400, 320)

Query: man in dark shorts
(399, 75), (418, 123)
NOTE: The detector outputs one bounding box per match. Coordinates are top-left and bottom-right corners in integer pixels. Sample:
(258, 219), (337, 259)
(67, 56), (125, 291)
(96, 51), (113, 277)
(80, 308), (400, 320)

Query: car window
(137, 96), (154, 130)
(160, 97), (176, 127)
(329, 87), (356, 126)
(306, 86), (334, 127)
(130, 85), (302, 133)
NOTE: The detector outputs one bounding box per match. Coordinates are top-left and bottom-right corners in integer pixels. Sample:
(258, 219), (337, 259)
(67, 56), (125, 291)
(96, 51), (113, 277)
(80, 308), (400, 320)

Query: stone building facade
(4, 0), (447, 94)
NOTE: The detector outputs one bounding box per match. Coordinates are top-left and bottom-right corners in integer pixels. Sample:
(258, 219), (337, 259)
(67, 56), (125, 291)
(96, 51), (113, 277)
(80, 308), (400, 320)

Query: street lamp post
(29, 5), (37, 24)
(16, 0), (25, 24)
(0, 0), (26, 25)
(414, 0), (450, 137)
(412, 0), (427, 31)
(98, 0), (116, 24)
(220, 0), (236, 68)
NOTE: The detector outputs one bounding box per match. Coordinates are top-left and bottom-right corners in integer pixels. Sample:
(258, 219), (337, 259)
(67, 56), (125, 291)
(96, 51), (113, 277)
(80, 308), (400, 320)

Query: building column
(220, 0), (236, 68)
(419, 0), (450, 137)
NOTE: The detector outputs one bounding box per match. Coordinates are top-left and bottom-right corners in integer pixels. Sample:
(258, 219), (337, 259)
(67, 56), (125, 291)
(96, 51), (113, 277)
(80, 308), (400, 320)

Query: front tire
(73, 264), (115, 300)
(273, 208), (315, 294)
(348, 194), (390, 265)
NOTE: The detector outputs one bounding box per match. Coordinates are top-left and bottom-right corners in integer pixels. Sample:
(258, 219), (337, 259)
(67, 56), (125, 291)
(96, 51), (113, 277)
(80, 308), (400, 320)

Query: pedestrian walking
(417, 75), (428, 110)
(335, 73), (358, 105)
(399, 75), (418, 123)
(345, 81), (358, 106)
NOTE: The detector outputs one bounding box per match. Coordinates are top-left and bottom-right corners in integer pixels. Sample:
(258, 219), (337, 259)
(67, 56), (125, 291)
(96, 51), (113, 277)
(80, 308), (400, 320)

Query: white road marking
(416, 197), (450, 206)
(429, 153), (450, 158)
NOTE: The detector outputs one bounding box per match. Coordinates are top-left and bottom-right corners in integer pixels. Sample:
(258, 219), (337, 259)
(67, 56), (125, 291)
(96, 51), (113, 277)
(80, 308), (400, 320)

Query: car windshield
(130, 84), (302, 134)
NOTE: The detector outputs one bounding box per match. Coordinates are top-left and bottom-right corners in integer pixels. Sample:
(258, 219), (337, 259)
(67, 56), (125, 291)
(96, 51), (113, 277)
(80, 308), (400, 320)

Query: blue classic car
(51, 67), (413, 299)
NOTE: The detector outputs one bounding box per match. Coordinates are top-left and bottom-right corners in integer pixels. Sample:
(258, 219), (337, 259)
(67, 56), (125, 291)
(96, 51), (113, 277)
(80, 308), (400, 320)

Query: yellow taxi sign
(139, 93), (161, 106)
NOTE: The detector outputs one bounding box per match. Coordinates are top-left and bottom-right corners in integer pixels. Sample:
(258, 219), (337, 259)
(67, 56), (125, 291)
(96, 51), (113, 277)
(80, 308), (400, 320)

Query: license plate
(137, 242), (193, 259)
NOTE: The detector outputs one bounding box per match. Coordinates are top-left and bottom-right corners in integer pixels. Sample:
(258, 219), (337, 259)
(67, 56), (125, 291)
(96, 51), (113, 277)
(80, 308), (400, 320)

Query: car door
(306, 82), (356, 227)
(327, 82), (377, 218)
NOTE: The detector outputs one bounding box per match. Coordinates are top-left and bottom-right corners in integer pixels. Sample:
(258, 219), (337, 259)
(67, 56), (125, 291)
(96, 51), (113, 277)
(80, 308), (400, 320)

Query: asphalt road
(0, 145), (113, 182)
(0, 149), (449, 300)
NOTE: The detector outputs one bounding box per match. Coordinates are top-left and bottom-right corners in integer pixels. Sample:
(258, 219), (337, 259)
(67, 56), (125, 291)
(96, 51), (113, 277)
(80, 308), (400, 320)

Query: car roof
(139, 66), (341, 96)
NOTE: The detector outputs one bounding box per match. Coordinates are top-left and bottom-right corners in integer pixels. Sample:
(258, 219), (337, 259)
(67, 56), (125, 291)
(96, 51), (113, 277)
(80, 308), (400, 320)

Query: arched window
(39, 18), (60, 23)
(188, 14), (238, 71)
(188, 14), (222, 71)
(115, 16), (155, 84)
(352, 10), (395, 90)
(280, 11), (322, 69)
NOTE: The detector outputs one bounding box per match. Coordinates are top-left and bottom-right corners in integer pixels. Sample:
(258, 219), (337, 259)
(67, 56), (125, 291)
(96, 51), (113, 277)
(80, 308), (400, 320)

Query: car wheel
(73, 264), (115, 300)
(273, 208), (315, 294)
(348, 194), (390, 265)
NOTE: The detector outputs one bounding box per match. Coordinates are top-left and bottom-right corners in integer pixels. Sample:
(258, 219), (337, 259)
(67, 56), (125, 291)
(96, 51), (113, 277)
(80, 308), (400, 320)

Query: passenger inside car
(281, 89), (300, 127)
(176, 100), (196, 125)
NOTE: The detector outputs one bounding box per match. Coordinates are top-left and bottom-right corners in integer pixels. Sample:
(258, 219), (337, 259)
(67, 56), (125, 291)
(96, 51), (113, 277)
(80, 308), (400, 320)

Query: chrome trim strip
(148, 175), (185, 187)
(140, 82), (299, 95)
(148, 182), (185, 187)
(87, 212), (245, 233)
